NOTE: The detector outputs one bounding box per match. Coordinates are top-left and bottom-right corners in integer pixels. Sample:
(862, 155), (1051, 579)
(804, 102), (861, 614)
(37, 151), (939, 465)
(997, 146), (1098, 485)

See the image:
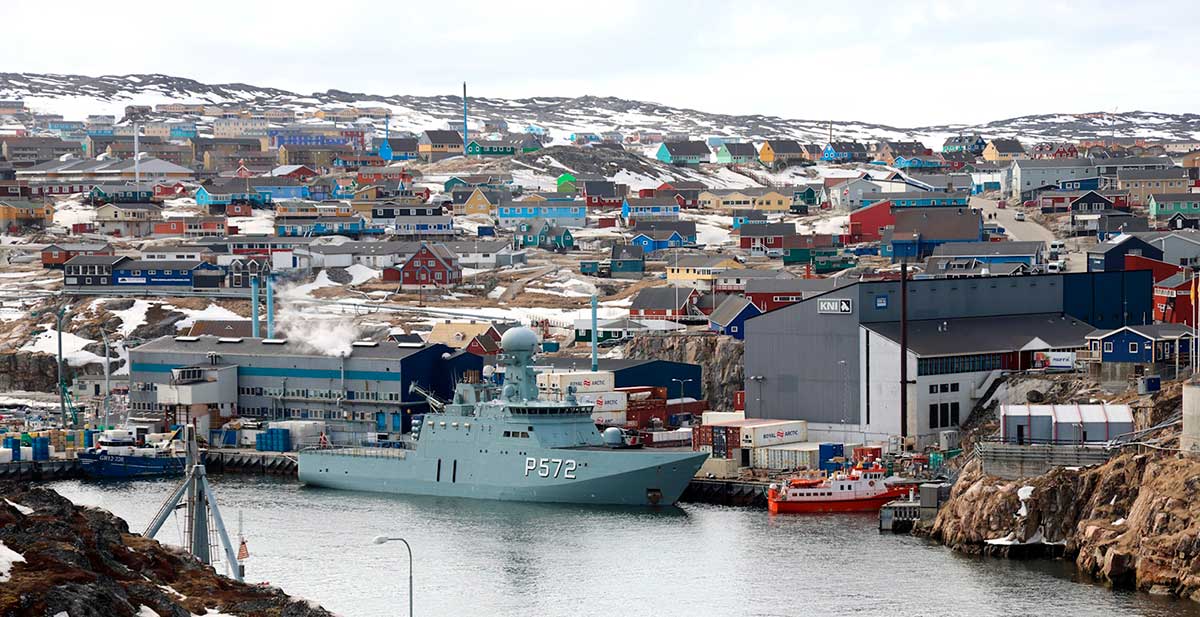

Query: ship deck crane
(408, 382), (446, 413)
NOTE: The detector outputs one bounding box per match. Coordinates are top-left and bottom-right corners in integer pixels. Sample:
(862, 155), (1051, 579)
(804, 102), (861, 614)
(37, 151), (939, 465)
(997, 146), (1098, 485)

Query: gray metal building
(743, 271), (1152, 447)
(128, 335), (481, 443)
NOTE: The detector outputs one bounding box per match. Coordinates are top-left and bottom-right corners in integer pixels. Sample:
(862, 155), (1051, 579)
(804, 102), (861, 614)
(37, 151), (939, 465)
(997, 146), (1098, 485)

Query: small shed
(1000, 404), (1134, 445)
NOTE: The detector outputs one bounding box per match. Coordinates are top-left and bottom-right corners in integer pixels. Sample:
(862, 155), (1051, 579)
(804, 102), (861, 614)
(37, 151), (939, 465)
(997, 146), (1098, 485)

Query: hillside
(3, 72), (1200, 147)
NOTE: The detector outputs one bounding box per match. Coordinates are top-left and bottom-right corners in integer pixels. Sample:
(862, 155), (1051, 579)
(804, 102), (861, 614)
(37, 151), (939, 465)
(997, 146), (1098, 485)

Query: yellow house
(0, 199), (53, 228)
(455, 188), (501, 216)
(699, 190), (756, 210)
(758, 140), (804, 167)
(753, 190), (791, 212)
(982, 138), (1028, 162)
(665, 255), (741, 290)
(425, 321), (497, 348)
(419, 130), (464, 162)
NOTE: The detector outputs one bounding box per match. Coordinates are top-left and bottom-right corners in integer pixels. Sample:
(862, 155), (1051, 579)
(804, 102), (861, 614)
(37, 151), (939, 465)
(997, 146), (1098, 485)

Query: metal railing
(301, 444), (410, 459)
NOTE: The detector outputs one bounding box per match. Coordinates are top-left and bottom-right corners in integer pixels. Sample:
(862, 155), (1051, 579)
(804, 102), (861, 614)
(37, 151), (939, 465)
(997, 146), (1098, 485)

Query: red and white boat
(767, 463), (908, 514)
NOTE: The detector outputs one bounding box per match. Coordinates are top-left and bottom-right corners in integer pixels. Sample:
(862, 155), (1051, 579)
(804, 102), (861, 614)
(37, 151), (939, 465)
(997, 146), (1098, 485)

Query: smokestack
(266, 274), (275, 339)
(462, 82), (468, 153)
(899, 262), (909, 441)
(590, 294), (599, 372)
(251, 275), (260, 338)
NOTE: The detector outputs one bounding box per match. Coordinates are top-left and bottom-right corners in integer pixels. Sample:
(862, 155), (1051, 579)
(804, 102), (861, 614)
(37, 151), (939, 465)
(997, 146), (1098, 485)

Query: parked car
(997, 200), (1007, 209)
(1014, 212), (1026, 221)
(1046, 260), (1065, 273)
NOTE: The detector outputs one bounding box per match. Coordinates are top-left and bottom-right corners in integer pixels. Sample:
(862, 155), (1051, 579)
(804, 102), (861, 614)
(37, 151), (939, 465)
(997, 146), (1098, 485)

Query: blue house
(708, 296), (761, 340)
(195, 182), (269, 207)
(889, 207), (984, 261)
(1084, 324), (1192, 365)
(731, 209), (769, 230)
(1057, 177), (1102, 192)
(497, 199), (586, 229)
(893, 155), (944, 170)
(621, 197), (680, 224)
(1086, 236), (1162, 273)
(525, 125), (547, 136)
(864, 191), (971, 209)
(821, 142), (868, 162)
(378, 137), (418, 161)
(110, 260), (224, 288)
(629, 220), (697, 253)
(276, 216), (377, 237)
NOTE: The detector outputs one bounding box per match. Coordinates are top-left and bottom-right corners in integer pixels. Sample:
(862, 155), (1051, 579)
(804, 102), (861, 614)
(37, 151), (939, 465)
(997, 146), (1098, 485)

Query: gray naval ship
(298, 327), (708, 506)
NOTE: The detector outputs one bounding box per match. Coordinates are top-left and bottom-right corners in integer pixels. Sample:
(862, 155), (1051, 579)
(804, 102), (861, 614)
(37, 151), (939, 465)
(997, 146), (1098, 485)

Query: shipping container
(750, 442), (822, 470)
(643, 428), (692, 447)
(537, 371), (615, 395)
(698, 456), (740, 479)
(735, 420), (808, 449)
(702, 411), (745, 425)
(852, 446), (883, 463)
(575, 391), (628, 412)
(592, 411), (626, 425)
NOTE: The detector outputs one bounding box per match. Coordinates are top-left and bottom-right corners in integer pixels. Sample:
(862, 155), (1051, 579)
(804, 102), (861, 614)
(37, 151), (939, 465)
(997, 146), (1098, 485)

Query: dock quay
(0, 459), (82, 481)
(879, 495), (922, 532)
(682, 478), (770, 508)
(202, 449), (298, 475)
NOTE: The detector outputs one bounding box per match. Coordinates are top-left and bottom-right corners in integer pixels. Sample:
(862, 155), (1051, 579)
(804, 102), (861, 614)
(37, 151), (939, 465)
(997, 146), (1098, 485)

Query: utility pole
(899, 262), (909, 442)
(462, 82), (469, 154)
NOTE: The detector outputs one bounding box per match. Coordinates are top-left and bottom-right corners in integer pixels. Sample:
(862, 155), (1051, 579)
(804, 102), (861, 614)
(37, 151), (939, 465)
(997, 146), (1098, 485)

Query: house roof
(829, 141), (868, 153)
(382, 137), (418, 151)
(663, 141), (712, 156)
(45, 242), (110, 252)
(892, 208), (982, 242)
(630, 286), (692, 310)
(1156, 272), (1193, 289)
(114, 260), (205, 270)
(188, 320), (254, 337)
(423, 130), (463, 145)
(610, 244), (644, 260)
(1086, 323), (1194, 341)
(581, 180), (617, 197)
(1014, 157), (1093, 169)
(988, 138), (1026, 154)
(931, 241), (1045, 257)
(630, 220), (696, 236)
(744, 277), (849, 295)
(721, 142), (757, 156)
(739, 222), (796, 237)
(1150, 193), (1200, 202)
(64, 255), (128, 266)
(866, 313), (1094, 357)
(709, 295), (758, 326)
(425, 321), (495, 347)
(1117, 167), (1189, 180)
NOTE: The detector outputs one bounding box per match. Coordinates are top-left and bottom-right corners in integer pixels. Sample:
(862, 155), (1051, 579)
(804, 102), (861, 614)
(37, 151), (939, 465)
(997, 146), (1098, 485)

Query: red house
(393, 243), (462, 290)
(1154, 272), (1195, 326)
(1126, 254), (1184, 283)
(582, 181), (623, 209)
(465, 334), (501, 356)
(152, 216), (230, 238)
(356, 168), (415, 185)
(629, 286), (700, 322)
(41, 242), (114, 268)
(738, 222), (796, 254)
(847, 199), (895, 243)
(152, 182), (190, 201)
(274, 165), (320, 182)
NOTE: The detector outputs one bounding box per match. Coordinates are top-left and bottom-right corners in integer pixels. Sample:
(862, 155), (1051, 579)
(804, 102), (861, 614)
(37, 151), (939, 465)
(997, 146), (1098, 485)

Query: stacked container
(819, 443), (845, 472)
(3, 436), (19, 462)
(31, 437), (51, 461)
(255, 427), (292, 452)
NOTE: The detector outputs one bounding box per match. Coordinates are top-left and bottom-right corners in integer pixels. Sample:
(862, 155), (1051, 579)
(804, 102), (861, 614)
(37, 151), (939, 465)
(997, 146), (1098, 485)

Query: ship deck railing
(301, 444), (409, 459)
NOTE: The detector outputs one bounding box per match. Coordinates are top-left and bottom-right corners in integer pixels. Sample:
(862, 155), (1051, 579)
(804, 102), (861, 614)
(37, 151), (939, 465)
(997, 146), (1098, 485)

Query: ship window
(503, 431), (511, 437)
(520, 432), (529, 438)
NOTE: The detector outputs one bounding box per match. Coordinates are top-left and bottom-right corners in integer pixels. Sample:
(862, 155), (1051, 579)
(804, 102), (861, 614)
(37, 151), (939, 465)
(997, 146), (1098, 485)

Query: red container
(598, 217), (616, 228)
(625, 398), (668, 428)
(852, 446), (883, 463)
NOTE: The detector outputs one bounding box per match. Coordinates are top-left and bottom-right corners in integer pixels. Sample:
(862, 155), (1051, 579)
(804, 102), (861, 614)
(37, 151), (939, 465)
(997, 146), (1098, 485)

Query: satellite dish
(482, 365), (495, 377)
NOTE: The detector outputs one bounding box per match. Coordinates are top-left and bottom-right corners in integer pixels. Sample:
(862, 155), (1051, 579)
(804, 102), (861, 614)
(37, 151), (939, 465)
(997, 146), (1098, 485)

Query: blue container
(10, 442), (19, 462)
(255, 432), (267, 452)
(84, 430), (95, 448)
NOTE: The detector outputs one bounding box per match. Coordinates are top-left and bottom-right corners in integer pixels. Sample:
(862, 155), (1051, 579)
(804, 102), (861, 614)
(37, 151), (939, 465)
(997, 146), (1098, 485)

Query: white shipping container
(740, 420), (808, 449)
(647, 428), (692, 444)
(240, 429), (261, 447)
(702, 411), (745, 425)
(576, 391), (628, 412)
(0, 449), (10, 463)
(751, 442), (822, 470)
(592, 411), (626, 425)
(537, 371), (615, 395)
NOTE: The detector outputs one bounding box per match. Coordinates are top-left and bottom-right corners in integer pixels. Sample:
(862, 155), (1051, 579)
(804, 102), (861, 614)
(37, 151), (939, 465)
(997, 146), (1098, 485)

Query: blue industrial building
(1086, 236), (1163, 272)
(111, 260), (226, 288)
(128, 336), (481, 441)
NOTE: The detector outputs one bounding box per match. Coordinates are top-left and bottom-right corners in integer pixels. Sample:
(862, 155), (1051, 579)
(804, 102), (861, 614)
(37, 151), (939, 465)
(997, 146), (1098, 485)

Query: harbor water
(49, 477), (1199, 617)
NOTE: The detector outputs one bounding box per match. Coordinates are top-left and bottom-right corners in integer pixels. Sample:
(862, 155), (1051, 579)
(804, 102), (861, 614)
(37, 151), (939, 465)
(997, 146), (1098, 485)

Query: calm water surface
(48, 477), (1199, 617)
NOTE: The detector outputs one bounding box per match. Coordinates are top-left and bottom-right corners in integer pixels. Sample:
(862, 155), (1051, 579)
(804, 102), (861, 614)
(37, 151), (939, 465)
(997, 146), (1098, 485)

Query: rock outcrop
(0, 484), (333, 617)
(929, 447), (1200, 601)
(626, 334), (742, 411)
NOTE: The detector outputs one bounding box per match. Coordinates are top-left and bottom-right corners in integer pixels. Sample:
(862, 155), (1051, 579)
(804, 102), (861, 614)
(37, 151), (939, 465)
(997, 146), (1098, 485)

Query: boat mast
(142, 424), (243, 581)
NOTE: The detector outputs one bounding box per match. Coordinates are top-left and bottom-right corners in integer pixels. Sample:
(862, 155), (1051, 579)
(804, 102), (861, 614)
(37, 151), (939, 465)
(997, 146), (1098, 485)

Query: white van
(1046, 260), (1065, 273)
(1049, 240), (1066, 252)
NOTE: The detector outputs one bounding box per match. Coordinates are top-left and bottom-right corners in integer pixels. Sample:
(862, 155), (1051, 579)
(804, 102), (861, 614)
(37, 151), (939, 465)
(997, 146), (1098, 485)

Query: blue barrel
(255, 432), (266, 452)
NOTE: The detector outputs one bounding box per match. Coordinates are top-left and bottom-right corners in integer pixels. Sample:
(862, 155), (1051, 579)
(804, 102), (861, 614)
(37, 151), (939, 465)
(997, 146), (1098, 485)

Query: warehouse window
(928, 404), (938, 429)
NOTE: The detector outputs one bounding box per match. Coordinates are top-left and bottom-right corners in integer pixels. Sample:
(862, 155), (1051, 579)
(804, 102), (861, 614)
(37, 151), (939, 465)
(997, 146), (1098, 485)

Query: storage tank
(1182, 381), (1200, 455)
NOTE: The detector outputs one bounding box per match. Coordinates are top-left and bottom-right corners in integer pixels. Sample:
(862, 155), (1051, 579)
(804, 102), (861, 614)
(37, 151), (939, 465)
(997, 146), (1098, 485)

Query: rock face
(0, 484), (334, 617)
(929, 449), (1200, 600)
(0, 351), (105, 393)
(625, 334), (742, 411)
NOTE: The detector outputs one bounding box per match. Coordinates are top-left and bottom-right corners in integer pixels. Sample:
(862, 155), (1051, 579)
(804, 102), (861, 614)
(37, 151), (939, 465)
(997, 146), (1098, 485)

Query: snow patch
(20, 327), (103, 367)
(0, 540), (25, 582)
(1016, 485), (1035, 517)
(4, 499), (33, 515)
(345, 264), (380, 286)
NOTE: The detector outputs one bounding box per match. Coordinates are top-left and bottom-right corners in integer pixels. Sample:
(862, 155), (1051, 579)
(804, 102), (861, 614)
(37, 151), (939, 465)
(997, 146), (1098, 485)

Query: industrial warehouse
(742, 270), (1154, 447)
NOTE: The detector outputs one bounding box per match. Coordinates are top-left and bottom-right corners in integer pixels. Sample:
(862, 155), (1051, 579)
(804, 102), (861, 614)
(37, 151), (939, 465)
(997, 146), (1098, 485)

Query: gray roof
(893, 208), (982, 241)
(744, 277), (849, 295)
(663, 141), (712, 156)
(988, 138), (1026, 153)
(866, 313), (1093, 357)
(738, 222), (796, 237)
(721, 142), (757, 156)
(610, 244), (644, 261)
(114, 260), (205, 270)
(630, 286), (691, 310)
(134, 334), (434, 361)
(45, 242), (111, 252)
(931, 241), (1044, 258)
(1150, 193), (1200, 202)
(1014, 157), (1093, 169)
(64, 255), (128, 266)
(1086, 324), (1194, 341)
(709, 295), (758, 326)
(1116, 167), (1188, 180)
(423, 130), (463, 145)
(630, 220), (696, 236)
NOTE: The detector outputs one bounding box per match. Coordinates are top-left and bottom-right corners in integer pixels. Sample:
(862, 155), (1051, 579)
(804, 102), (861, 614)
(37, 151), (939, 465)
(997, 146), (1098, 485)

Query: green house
(466, 139), (517, 157)
(556, 172), (577, 194)
(715, 142), (757, 165)
(514, 220), (574, 250)
(1148, 193), (1200, 218)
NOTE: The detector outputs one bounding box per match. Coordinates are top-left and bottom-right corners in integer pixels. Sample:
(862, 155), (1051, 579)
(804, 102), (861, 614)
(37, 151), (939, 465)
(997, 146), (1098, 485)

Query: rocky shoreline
(0, 483), (333, 617)
(925, 447), (1200, 601)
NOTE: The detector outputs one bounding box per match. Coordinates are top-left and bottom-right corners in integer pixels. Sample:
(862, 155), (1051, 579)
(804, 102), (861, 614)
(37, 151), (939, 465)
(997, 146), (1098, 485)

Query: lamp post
(670, 378), (694, 399)
(371, 536), (413, 617)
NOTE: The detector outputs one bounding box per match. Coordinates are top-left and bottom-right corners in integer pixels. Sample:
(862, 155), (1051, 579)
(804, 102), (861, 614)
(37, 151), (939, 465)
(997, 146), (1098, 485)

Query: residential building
(377, 137), (419, 161)
(1117, 168), (1190, 206)
(758, 140), (805, 168)
(1149, 193), (1200, 219)
(715, 142), (757, 165)
(277, 144), (351, 168)
(629, 286), (703, 323)
(942, 135), (986, 155)
(41, 242), (113, 268)
(512, 220), (575, 251)
(888, 207), (983, 261)
(1086, 236), (1163, 272)
(418, 130), (464, 162)
(708, 296), (762, 340)
(394, 243), (462, 290)
(982, 138), (1027, 162)
(655, 141), (711, 166)
(629, 220), (698, 252)
(821, 142), (869, 162)
(665, 255), (740, 290)
(1009, 158), (1097, 200)
(0, 199), (53, 230)
(738, 222), (796, 256)
(498, 199), (586, 229)
(94, 202), (162, 236)
(744, 278), (850, 313)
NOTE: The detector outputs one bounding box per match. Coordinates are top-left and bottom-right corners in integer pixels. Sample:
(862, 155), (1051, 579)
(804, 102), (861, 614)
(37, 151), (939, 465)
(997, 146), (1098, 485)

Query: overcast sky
(7, 0), (1197, 126)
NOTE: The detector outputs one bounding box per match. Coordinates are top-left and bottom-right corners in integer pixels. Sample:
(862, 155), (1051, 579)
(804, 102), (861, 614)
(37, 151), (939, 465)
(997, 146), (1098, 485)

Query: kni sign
(817, 298), (853, 314)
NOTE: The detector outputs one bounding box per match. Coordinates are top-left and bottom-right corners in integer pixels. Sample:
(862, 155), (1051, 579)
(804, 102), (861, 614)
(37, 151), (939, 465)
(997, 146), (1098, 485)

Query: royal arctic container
(576, 391), (628, 412)
(737, 420), (808, 449)
(592, 411), (626, 426)
(751, 442), (822, 470)
(536, 371), (615, 395)
(701, 411), (745, 425)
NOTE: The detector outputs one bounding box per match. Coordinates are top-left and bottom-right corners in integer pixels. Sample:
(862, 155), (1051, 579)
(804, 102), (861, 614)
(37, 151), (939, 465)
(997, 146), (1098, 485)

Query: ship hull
(299, 447), (708, 507)
(78, 452), (187, 479)
(768, 488), (907, 514)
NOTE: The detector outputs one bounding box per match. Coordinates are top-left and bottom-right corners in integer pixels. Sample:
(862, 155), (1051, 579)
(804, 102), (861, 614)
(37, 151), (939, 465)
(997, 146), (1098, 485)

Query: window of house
(1104, 342), (1113, 352)
(1129, 342), (1138, 353)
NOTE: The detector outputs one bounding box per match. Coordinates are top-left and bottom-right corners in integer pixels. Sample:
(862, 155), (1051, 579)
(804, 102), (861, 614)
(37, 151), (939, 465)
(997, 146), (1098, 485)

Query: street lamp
(670, 378), (694, 399)
(371, 536), (413, 617)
